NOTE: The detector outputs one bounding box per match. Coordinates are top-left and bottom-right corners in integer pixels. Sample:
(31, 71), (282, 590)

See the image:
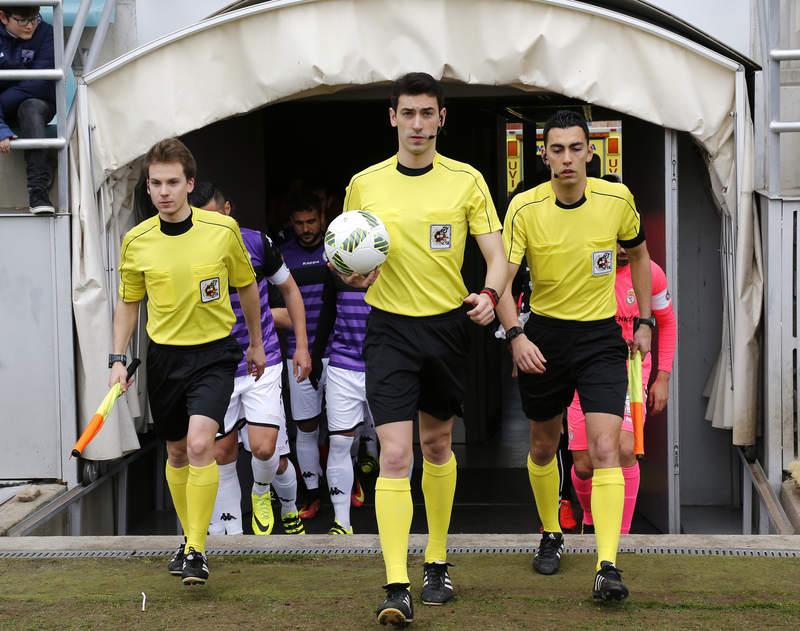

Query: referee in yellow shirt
(496, 110), (653, 601)
(108, 139), (266, 586)
(341, 73), (506, 627)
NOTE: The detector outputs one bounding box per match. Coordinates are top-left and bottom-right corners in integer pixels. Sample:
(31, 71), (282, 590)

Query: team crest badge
(200, 277), (220, 303)
(430, 224), (452, 250)
(626, 288), (636, 305)
(592, 250), (613, 275)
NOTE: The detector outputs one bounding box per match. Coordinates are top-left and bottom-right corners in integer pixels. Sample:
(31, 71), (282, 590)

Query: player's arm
(496, 261), (546, 374)
(307, 271), (337, 389)
(277, 276), (311, 382)
(109, 299), (140, 391)
(626, 241), (652, 357)
(262, 233), (311, 381)
(464, 231), (506, 326)
(237, 281), (266, 379)
(649, 266), (677, 413)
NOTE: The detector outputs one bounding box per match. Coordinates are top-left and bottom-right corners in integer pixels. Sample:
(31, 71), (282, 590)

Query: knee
(420, 431), (451, 462)
(166, 444), (188, 467)
(186, 434), (214, 461)
(619, 444), (636, 468)
(530, 436), (558, 465)
(251, 442), (276, 462)
(573, 459), (593, 480)
(277, 456), (289, 474)
(297, 419), (319, 434)
(379, 442), (412, 476)
(589, 434), (619, 464)
(17, 98), (50, 122)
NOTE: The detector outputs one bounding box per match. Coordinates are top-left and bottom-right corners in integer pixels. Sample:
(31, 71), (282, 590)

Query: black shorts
(518, 314), (628, 422)
(364, 307), (470, 426)
(146, 336), (242, 441)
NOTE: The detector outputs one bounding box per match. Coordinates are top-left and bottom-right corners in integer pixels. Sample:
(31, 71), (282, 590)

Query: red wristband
(480, 287), (499, 307)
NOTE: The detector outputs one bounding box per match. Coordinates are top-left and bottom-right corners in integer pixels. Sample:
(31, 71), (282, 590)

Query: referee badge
(200, 277), (221, 303)
(592, 250), (613, 276)
(430, 224), (452, 250)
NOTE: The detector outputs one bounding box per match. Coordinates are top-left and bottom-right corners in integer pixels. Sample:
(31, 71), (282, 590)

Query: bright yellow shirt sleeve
(118, 231), (145, 302)
(467, 171), (501, 236)
(226, 221), (257, 288)
(502, 195), (527, 265)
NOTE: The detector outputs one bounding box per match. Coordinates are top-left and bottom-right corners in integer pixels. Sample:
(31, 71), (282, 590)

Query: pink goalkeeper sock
(571, 465), (593, 526)
(621, 462), (640, 534)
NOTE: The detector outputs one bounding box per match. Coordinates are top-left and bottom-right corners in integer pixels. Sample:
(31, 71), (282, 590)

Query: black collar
(555, 194), (587, 210)
(396, 161), (433, 177)
(160, 210), (193, 235)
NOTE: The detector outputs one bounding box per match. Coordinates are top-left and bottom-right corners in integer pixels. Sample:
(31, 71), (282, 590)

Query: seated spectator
(0, 5), (56, 214)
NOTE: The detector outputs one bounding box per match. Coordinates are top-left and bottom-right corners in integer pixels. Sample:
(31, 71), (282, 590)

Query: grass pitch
(0, 553), (798, 630)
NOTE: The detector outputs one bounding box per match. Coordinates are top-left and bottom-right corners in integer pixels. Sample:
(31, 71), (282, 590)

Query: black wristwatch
(505, 326), (525, 344)
(634, 316), (656, 331)
(108, 353), (128, 368)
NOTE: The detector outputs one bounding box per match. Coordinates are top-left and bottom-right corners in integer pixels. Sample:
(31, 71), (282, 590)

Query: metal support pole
(64, 0), (94, 69)
(742, 461), (752, 535)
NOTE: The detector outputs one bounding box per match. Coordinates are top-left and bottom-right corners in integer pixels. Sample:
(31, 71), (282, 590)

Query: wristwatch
(505, 326), (524, 344)
(634, 316), (656, 331)
(108, 353), (128, 368)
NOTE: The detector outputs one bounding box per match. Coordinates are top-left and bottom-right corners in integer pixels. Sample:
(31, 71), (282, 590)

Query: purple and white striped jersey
(230, 227), (287, 377)
(279, 237), (331, 358)
(329, 277), (370, 372)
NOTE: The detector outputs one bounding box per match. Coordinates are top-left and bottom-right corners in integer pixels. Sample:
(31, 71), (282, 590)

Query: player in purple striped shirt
(277, 191), (333, 519)
(190, 184), (311, 537)
(310, 270), (373, 534)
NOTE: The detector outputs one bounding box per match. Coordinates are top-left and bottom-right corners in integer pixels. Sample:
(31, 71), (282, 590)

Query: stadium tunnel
(61, 0), (760, 535)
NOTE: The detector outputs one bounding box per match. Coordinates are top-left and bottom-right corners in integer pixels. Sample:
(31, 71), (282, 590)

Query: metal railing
(1, 0), (116, 213)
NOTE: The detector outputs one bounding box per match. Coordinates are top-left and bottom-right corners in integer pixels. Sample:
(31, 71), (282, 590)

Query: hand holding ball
(324, 210), (390, 276)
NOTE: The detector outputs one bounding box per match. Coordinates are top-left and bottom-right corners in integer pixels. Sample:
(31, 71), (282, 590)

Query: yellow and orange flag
(627, 351), (645, 457)
(71, 359), (140, 458)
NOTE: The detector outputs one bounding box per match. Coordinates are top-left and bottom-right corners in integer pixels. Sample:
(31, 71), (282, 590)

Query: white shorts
(326, 364), (372, 433)
(220, 364), (283, 435)
(241, 417), (290, 457)
(287, 357), (328, 422)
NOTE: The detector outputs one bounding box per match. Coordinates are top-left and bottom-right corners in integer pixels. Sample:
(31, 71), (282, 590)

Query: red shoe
(298, 497), (320, 520)
(559, 499), (578, 531)
(351, 478), (365, 508)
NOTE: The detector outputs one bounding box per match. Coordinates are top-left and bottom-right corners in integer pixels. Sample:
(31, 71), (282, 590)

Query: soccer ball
(324, 210), (390, 276)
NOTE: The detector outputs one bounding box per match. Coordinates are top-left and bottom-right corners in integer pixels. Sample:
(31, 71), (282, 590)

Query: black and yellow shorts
(364, 307), (470, 426)
(146, 336), (242, 441)
(518, 313), (628, 422)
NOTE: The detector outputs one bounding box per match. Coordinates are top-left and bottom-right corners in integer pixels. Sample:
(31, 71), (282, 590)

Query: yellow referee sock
(165, 462), (189, 535)
(185, 462), (219, 554)
(528, 454), (562, 533)
(422, 453), (457, 563)
(375, 476), (413, 585)
(591, 467), (625, 570)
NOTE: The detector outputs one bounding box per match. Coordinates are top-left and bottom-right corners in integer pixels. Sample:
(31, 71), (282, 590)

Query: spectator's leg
(17, 98), (56, 213)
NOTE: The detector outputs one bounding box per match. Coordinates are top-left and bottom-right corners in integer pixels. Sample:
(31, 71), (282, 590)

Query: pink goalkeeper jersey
(615, 260), (676, 377)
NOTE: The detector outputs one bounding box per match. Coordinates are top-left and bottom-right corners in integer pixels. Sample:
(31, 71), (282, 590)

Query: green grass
(0, 553), (798, 630)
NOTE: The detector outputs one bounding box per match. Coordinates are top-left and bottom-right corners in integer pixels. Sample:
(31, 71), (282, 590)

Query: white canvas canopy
(71, 0), (762, 459)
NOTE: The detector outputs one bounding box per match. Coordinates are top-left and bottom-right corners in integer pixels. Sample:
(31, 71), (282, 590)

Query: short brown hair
(143, 138), (197, 181)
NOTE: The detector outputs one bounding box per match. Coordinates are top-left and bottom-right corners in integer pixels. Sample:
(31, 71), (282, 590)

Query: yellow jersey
(344, 154), (501, 316)
(503, 178), (643, 321)
(118, 207), (256, 345)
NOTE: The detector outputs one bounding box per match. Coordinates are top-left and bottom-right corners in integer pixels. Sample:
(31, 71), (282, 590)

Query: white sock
(272, 462), (299, 516)
(209, 461), (242, 535)
(296, 427), (321, 491)
(251, 451), (280, 497)
(327, 435), (355, 529)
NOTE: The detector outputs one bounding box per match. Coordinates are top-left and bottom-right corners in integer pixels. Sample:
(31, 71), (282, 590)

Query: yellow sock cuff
(188, 461), (219, 486)
(592, 467), (624, 487)
(376, 476), (411, 492)
(527, 453), (557, 476)
(165, 462), (189, 483)
(422, 453), (456, 477)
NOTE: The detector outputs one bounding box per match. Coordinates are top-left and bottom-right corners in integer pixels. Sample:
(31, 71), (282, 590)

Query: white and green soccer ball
(324, 210), (390, 276)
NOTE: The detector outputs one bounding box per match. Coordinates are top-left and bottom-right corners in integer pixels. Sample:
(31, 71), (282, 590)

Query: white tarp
(73, 0), (762, 458)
